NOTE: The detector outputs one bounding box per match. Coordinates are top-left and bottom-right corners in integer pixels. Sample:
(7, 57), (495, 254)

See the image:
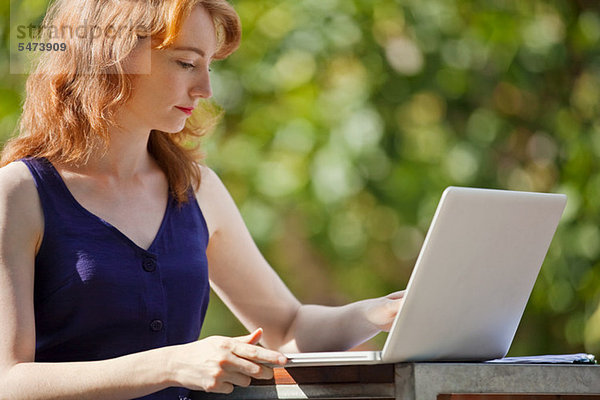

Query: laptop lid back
(381, 187), (566, 362)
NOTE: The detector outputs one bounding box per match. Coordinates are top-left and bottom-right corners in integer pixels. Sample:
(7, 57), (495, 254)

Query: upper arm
(195, 166), (301, 350)
(0, 162), (43, 371)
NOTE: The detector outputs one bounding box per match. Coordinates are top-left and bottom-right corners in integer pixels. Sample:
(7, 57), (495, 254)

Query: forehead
(171, 5), (218, 56)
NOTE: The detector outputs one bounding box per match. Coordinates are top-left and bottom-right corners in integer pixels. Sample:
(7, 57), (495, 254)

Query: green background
(2, 0), (600, 357)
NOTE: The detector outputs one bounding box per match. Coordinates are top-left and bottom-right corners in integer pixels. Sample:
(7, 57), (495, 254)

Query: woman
(0, 0), (403, 398)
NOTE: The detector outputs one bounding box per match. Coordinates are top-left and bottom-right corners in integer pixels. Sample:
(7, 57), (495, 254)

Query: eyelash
(177, 61), (211, 72)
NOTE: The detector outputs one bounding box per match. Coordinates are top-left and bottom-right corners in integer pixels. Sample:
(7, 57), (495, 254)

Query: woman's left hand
(362, 291), (405, 332)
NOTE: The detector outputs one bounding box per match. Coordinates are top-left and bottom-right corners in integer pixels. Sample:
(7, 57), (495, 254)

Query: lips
(175, 106), (194, 116)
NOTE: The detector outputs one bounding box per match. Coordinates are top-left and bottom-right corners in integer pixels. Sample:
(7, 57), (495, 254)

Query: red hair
(1, 0), (241, 203)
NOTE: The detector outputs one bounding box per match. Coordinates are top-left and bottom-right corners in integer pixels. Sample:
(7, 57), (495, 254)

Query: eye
(176, 60), (195, 69)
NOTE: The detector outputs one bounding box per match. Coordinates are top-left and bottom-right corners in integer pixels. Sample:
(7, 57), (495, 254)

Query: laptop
(282, 187), (567, 367)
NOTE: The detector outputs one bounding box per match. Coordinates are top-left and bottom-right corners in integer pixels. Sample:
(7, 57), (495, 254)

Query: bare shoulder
(0, 161), (40, 206)
(194, 165), (237, 239)
(195, 164), (230, 200)
(0, 161), (43, 247)
(197, 164), (219, 187)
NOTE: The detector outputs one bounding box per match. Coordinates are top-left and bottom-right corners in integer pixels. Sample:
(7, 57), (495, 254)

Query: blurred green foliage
(2, 0), (600, 356)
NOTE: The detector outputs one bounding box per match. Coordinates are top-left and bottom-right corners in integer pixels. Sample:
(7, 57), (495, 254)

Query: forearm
(280, 301), (380, 353)
(0, 346), (174, 400)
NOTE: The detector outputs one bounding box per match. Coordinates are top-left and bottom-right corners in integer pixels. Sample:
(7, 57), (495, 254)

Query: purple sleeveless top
(22, 157), (210, 400)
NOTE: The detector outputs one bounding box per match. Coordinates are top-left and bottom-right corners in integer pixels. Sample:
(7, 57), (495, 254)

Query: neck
(80, 126), (155, 180)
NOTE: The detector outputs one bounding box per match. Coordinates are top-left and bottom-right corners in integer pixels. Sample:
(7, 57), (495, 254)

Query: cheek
(144, 73), (189, 99)
(128, 80), (171, 110)
(126, 65), (190, 111)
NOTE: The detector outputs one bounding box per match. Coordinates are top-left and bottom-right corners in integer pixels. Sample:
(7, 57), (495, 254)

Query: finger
(222, 353), (275, 379)
(225, 371), (253, 388)
(232, 342), (287, 366)
(236, 328), (263, 345)
(208, 382), (234, 394)
(386, 290), (405, 300)
(247, 328), (263, 345)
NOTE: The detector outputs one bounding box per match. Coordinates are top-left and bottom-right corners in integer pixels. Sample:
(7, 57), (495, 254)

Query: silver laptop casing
(284, 187), (567, 366)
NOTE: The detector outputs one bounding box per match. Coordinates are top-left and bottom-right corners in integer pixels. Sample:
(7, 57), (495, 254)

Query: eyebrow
(171, 46), (206, 57)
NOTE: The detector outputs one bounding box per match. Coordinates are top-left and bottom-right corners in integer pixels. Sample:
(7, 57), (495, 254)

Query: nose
(190, 70), (212, 99)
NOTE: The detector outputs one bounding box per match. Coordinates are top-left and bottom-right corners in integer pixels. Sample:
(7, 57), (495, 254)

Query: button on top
(142, 257), (156, 272)
(150, 319), (163, 332)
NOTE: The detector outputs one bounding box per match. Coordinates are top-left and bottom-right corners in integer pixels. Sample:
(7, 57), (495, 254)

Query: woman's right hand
(167, 328), (287, 394)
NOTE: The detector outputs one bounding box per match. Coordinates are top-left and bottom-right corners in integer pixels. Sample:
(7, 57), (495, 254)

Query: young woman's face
(118, 5), (217, 134)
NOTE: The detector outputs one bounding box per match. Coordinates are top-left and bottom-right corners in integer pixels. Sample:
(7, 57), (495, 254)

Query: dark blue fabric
(22, 157), (210, 400)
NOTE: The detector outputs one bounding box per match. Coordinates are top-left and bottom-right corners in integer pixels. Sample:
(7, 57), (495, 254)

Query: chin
(161, 126), (185, 134)
(156, 121), (187, 134)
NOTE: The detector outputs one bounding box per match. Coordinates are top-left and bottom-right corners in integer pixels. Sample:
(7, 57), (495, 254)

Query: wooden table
(191, 363), (600, 400)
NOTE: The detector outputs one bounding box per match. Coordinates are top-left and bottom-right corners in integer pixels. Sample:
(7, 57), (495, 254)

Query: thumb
(237, 328), (263, 345)
(385, 290), (405, 300)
